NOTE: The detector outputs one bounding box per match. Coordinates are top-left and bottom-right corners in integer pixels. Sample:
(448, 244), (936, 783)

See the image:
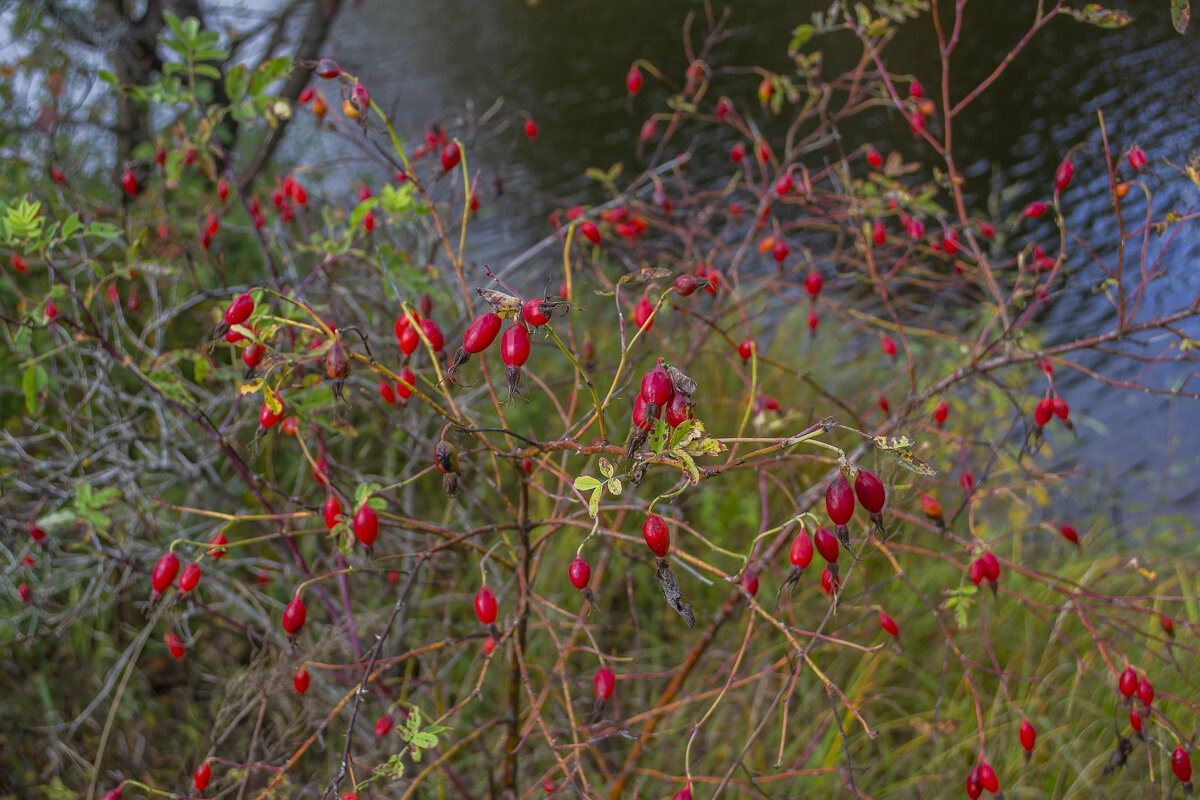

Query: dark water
(280, 0), (1200, 523)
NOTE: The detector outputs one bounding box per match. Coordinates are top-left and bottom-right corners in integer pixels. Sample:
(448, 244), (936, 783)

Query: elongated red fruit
(789, 530), (814, 568)
(225, 293), (254, 326)
(152, 552), (180, 594)
(594, 667), (615, 700)
(441, 142), (461, 171)
(634, 298), (654, 331)
(1173, 746), (1192, 783)
(282, 596), (307, 635)
(501, 324), (531, 367)
(353, 504), (378, 546)
(1020, 718), (1036, 755)
(1118, 666), (1138, 698)
(179, 563), (201, 593)
(854, 469), (886, 514)
(569, 557), (591, 590)
(826, 475), (855, 526)
(643, 514), (670, 557)
(640, 360), (673, 405)
(475, 586), (497, 625)
(522, 298), (550, 326)
(814, 526), (839, 565)
(1061, 524), (1079, 545)
(879, 610), (899, 637)
(978, 762), (999, 793)
(194, 762), (211, 792)
(293, 666), (311, 694)
(463, 312), (502, 353)
(1055, 159), (1074, 192)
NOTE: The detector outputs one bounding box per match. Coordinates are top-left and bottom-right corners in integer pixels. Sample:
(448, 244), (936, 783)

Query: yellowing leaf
(239, 379), (264, 395)
(618, 267), (672, 286)
(263, 383), (282, 415)
(886, 446), (938, 476)
(872, 434), (915, 451)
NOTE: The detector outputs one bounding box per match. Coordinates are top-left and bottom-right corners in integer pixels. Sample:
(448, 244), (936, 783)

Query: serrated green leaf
(607, 477), (622, 496)
(598, 457), (613, 478)
(22, 365), (47, 414)
(573, 475), (602, 491)
(367, 497), (387, 511)
(588, 487), (602, 518)
(668, 419), (695, 450)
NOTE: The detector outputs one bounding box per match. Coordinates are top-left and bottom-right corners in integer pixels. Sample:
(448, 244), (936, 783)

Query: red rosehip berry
(179, 562), (201, 593)
(1130, 708), (1143, 732)
(224, 293), (254, 326)
(1055, 159), (1074, 192)
(909, 79), (924, 98)
(854, 468), (886, 514)
(934, 400), (949, 427)
(1020, 718), (1036, 755)
(1137, 676), (1154, 706)
(1060, 524), (1079, 545)
(242, 343), (265, 368)
(978, 762), (999, 793)
(379, 379), (397, 405)
(521, 298), (551, 327)
(396, 366), (416, 401)
(730, 142), (746, 163)
(282, 596), (307, 636)
(18, 582), (31, 603)
(873, 220), (886, 246)
(120, 168), (137, 196)
(804, 270), (823, 298)
(634, 298), (655, 332)
(194, 762), (211, 793)
(664, 390), (690, 428)
(1128, 146), (1147, 171)
(825, 475), (855, 526)
(1119, 666), (1138, 698)
(774, 172), (793, 196)
(1024, 201), (1049, 219)
(740, 570), (759, 596)
(968, 559), (986, 586)
(353, 504), (378, 546)
(581, 220), (601, 244)
(643, 514), (670, 557)
(1052, 395), (1069, 421)
(980, 551), (1000, 583)
(441, 142), (461, 172)
(208, 533), (227, 559)
(674, 273), (698, 296)
(772, 238), (789, 263)
(594, 667), (615, 700)
(920, 492), (943, 520)
(737, 339), (756, 360)
(293, 666), (310, 694)
(152, 552), (181, 595)
(1034, 396), (1054, 426)
(524, 117), (538, 140)
(879, 609), (899, 637)
(1161, 614), (1176, 638)
(814, 526), (839, 565)
(483, 637), (496, 654)
(626, 64), (642, 94)
(315, 58), (340, 79)
(808, 309), (819, 332)
(475, 586), (498, 625)
(374, 715), (393, 738)
(323, 495), (342, 530)
(640, 360), (673, 406)
(463, 312), (502, 354)
(881, 335), (897, 358)
(568, 557), (591, 590)
(866, 148), (883, 168)
(166, 632), (185, 660)
(501, 324), (531, 367)
(789, 530), (814, 568)
(1173, 746), (1192, 784)
(820, 566), (840, 595)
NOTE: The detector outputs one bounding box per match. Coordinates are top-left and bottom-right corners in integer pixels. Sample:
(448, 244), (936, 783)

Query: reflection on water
(278, 0), (1200, 521)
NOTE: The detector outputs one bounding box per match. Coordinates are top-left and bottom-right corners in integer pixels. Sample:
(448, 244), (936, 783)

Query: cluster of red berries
(967, 551), (1001, 592)
(632, 359), (691, 436)
(1033, 392), (1069, 427)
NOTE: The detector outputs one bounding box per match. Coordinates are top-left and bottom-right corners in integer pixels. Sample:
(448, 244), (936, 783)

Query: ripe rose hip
(224, 293), (254, 326)
(632, 393), (654, 432)
(643, 514), (670, 557)
(873, 220), (886, 246)
(1128, 146), (1146, 171)
(820, 566), (839, 595)
(804, 270), (823, 298)
(740, 570), (759, 596)
(1118, 666), (1138, 698)
(18, 582), (31, 603)
(866, 148), (883, 168)
(634, 298), (655, 331)
(808, 309), (819, 332)
(881, 335), (897, 358)
(1052, 395), (1069, 421)
(29, 522), (45, 542)
(315, 58), (340, 78)
(920, 492), (943, 520)
(980, 551), (1000, 582)
(968, 559), (985, 586)
(909, 79), (924, 98)
(524, 117), (538, 140)
(814, 526), (839, 566)
(521, 298), (551, 327)
(483, 636), (496, 654)
(737, 339), (756, 360)
(323, 495), (342, 530)
(1161, 614), (1175, 638)
(772, 239), (789, 263)
(463, 312), (502, 354)
(581, 220), (601, 244)
(1034, 396), (1053, 426)
(1130, 708), (1143, 732)
(1020, 718), (1036, 755)
(120, 168), (137, 196)
(371, 715), (392, 738)
(730, 142), (746, 163)
(208, 533), (228, 559)
(789, 530), (814, 568)
(569, 557), (591, 590)
(419, 318), (444, 353)
(1173, 746), (1192, 784)
(1024, 201), (1048, 218)
(879, 610), (899, 637)
(282, 596), (307, 636)
(1060, 524), (1079, 545)
(1055, 159), (1074, 192)
(379, 379), (397, 404)
(179, 563), (201, 593)
(674, 273), (698, 296)
(293, 666), (310, 694)
(353, 504), (378, 546)
(166, 632), (185, 660)
(594, 667), (615, 700)
(825, 475), (855, 526)
(475, 586), (498, 625)
(1137, 676), (1154, 706)
(152, 552), (181, 594)
(854, 468), (886, 514)
(978, 762), (999, 793)
(396, 366), (416, 400)
(626, 64), (642, 94)
(194, 762), (211, 793)
(774, 173), (793, 196)
(441, 142), (461, 172)
(640, 360), (673, 406)
(664, 391), (690, 428)
(966, 767), (983, 800)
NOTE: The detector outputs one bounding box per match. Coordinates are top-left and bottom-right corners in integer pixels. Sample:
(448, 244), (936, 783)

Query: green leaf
(193, 354), (209, 383)
(1064, 4), (1134, 27)
(251, 57), (293, 98)
(193, 63), (222, 81)
(99, 70), (120, 86)
(598, 457), (613, 478)
(667, 419), (694, 450)
(367, 497), (387, 511)
(349, 197), (379, 230)
(22, 365), (47, 414)
(872, 434), (915, 451)
(607, 477), (622, 496)
(672, 450), (700, 485)
(60, 213), (81, 240)
(410, 731), (438, 748)
(647, 418), (669, 454)
(573, 475), (602, 491)
(788, 24), (815, 54)
(263, 383), (282, 415)
(1172, 0), (1190, 32)
(85, 222), (121, 240)
(380, 183), (413, 215)
(587, 487), (602, 518)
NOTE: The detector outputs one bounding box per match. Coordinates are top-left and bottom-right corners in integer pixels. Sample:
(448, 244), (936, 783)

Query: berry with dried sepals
(854, 467), (887, 536)
(643, 514), (670, 557)
(501, 323), (531, 400)
(448, 312), (502, 382)
(826, 474), (855, 550)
